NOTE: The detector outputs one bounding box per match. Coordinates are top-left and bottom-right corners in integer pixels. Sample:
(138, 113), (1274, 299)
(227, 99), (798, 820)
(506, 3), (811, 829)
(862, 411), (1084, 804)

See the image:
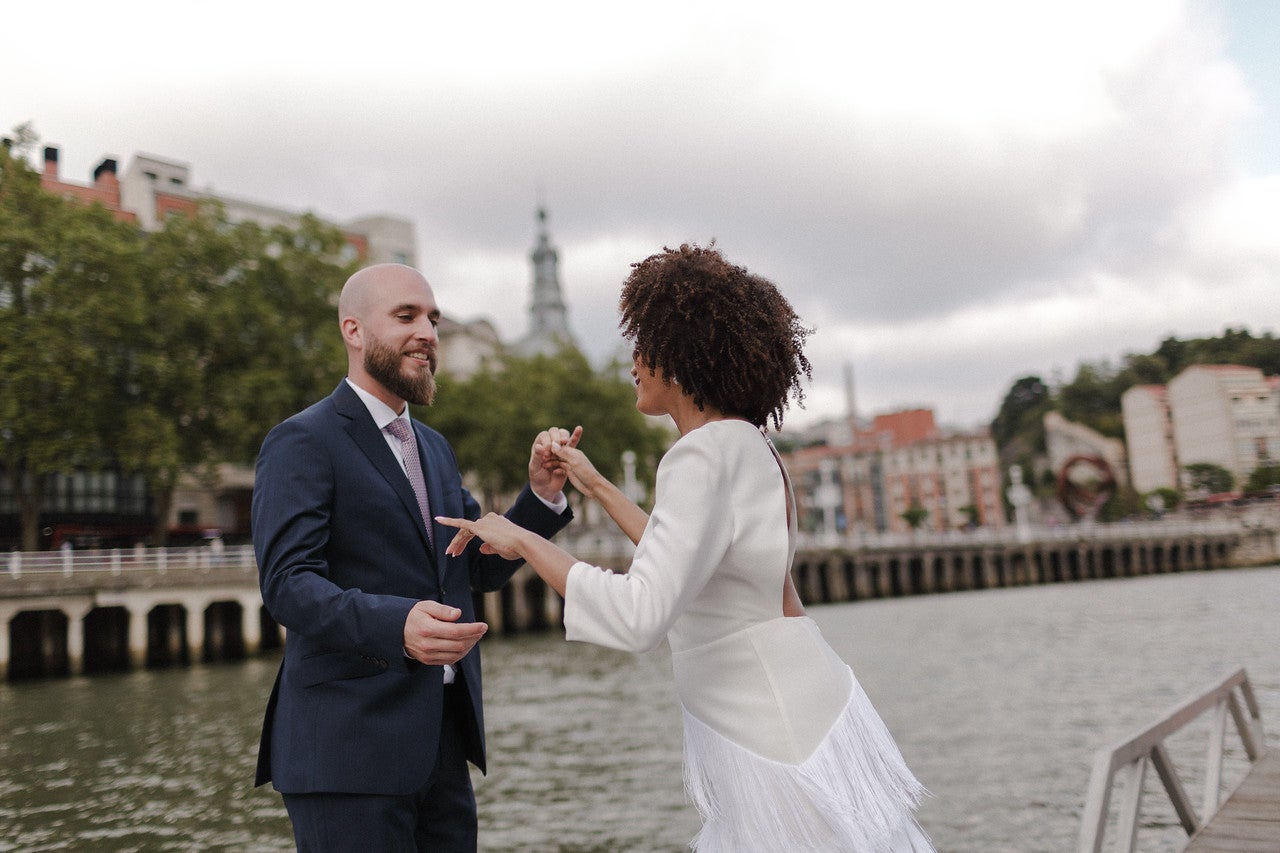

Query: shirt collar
(344, 377), (408, 431)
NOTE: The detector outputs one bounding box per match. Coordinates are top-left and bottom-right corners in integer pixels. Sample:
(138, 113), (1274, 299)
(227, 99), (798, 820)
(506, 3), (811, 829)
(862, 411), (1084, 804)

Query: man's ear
(340, 316), (361, 347)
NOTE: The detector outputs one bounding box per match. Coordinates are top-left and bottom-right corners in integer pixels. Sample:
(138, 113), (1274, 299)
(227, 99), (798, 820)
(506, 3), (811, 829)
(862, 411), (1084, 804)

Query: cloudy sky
(5, 0), (1277, 432)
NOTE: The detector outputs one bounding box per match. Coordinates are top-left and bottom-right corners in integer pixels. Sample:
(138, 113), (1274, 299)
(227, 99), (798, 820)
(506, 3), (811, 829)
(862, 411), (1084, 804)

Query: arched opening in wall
(969, 556), (985, 590)
(792, 561), (810, 601)
(815, 560), (833, 603)
(523, 575), (550, 632)
(83, 606), (130, 674)
(498, 583), (520, 636)
(1117, 545), (1132, 577)
(146, 604), (189, 668)
(8, 610), (70, 681)
(992, 553), (1008, 587)
(1150, 545), (1166, 573)
(203, 601), (245, 663)
(258, 606), (283, 652)
(907, 557), (924, 595)
(888, 558), (905, 597)
(948, 554), (967, 591)
(1065, 550), (1081, 581)
(841, 558), (859, 601)
(1099, 547), (1116, 579)
(1006, 553), (1023, 585)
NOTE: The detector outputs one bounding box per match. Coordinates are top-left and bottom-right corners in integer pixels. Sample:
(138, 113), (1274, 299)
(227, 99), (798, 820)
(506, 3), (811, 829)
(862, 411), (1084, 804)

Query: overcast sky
(5, 0), (1278, 432)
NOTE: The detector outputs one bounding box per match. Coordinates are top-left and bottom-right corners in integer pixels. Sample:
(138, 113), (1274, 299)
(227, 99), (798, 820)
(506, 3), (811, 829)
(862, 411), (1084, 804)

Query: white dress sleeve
(563, 429), (734, 653)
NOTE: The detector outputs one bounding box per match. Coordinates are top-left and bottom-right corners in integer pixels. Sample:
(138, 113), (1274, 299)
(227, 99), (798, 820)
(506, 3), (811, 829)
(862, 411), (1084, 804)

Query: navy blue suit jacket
(252, 380), (571, 794)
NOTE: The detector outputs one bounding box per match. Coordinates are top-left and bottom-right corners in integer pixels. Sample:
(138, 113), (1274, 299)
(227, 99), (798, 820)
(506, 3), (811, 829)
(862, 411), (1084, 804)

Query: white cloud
(3, 0), (1276, 433)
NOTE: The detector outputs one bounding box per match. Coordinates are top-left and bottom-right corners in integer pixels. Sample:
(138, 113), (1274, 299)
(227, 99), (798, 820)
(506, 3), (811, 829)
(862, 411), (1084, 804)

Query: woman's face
(631, 347), (681, 417)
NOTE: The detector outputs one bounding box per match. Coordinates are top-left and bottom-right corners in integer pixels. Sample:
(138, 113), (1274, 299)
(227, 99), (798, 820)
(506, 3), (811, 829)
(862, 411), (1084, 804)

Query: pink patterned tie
(385, 418), (433, 547)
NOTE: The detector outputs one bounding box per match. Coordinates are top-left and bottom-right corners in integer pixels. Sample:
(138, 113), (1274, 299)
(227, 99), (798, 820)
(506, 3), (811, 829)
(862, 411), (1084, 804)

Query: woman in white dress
(438, 244), (933, 852)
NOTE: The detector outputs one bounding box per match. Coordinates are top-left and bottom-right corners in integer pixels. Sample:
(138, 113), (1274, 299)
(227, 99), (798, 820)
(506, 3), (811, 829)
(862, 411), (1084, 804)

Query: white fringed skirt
(671, 617), (933, 852)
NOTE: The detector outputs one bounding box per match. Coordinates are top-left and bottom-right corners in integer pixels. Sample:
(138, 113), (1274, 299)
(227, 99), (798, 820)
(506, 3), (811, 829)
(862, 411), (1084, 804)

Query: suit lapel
(332, 383), (440, 575)
(413, 420), (450, 580)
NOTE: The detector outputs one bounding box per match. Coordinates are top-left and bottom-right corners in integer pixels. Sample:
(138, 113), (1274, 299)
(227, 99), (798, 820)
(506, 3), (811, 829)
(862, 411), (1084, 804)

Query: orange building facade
(782, 409), (1006, 536)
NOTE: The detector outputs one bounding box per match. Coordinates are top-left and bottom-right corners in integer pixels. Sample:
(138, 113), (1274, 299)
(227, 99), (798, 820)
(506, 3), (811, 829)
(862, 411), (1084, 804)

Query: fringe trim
(682, 673), (932, 852)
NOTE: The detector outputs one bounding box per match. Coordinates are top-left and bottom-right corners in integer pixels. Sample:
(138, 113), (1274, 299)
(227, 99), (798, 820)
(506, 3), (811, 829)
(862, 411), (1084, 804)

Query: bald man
(252, 264), (575, 851)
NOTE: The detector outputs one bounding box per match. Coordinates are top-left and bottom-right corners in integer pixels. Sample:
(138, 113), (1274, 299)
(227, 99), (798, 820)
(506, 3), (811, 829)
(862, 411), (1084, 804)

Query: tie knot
(385, 418), (413, 443)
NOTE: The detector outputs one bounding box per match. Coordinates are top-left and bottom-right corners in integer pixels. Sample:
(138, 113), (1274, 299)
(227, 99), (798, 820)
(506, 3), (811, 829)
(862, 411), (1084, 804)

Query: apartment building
(1121, 364), (1280, 494)
(783, 409), (1005, 535)
(38, 146), (414, 264)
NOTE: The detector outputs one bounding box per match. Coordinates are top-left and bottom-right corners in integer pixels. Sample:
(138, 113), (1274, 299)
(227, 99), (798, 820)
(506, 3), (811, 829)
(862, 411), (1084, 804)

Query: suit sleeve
(424, 432), (574, 594)
(252, 418), (416, 662)
(562, 430), (732, 653)
(462, 483), (575, 593)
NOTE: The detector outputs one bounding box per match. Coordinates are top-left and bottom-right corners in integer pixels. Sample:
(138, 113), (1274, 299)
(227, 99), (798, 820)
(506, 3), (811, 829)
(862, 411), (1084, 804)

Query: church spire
(518, 206), (575, 356)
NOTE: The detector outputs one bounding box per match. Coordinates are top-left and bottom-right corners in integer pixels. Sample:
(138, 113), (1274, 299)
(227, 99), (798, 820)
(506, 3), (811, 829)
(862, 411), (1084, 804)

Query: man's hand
(528, 425), (583, 502)
(402, 600), (488, 666)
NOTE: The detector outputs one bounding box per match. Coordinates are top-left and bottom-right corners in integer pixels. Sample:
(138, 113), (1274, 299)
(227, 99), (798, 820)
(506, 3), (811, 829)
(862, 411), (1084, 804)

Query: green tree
(426, 347), (669, 510)
(1245, 464), (1280, 493)
(1143, 487), (1182, 514)
(991, 376), (1053, 501)
(991, 375), (1051, 452)
(2, 132), (355, 547)
(1182, 463), (1235, 496)
(121, 206), (353, 543)
(900, 501), (929, 530)
(0, 145), (145, 549)
(204, 213), (352, 465)
(1057, 361), (1126, 438)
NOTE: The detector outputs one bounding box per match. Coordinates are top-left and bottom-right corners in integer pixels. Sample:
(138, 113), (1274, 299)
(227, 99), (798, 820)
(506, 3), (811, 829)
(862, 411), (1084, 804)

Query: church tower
(516, 206), (576, 356)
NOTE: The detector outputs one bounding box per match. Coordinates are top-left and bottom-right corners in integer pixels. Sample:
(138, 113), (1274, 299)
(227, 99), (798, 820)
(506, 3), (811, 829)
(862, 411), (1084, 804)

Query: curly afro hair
(619, 243), (812, 430)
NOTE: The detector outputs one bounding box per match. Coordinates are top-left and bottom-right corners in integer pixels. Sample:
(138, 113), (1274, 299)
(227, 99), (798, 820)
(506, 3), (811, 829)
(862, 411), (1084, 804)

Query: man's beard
(365, 336), (437, 406)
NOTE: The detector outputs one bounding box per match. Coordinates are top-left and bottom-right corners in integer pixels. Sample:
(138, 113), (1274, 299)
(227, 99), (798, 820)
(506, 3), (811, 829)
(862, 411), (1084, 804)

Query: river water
(2, 566), (1277, 852)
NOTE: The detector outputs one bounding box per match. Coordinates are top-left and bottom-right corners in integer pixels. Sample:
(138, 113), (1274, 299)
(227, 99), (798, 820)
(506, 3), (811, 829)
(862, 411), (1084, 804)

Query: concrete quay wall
(1, 522), (1271, 681)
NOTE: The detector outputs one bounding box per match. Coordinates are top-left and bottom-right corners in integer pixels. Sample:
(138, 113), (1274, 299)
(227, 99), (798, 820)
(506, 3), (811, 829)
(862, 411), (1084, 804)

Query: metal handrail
(4, 544), (257, 578)
(1077, 668), (1268, 853)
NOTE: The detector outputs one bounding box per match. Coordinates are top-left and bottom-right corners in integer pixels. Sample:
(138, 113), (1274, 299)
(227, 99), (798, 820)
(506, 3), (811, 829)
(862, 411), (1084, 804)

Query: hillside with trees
(992, 328), (1280, 516)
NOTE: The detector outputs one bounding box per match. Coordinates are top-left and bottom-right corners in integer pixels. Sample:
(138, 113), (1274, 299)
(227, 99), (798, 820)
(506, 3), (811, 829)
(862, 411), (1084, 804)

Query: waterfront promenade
(1186, 750), (1280, 851)
(2, 510), (1276, 681)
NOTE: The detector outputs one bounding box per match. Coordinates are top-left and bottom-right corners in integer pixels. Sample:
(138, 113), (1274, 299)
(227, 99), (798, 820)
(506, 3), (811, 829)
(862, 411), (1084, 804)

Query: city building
(40, 146), (416, 264)
(435, 316), (503, 379)
(782, 409), (1005, 536)
(1120, 364), (1280, 495)
(1168, 365), (1279, 490)
(1121, 385), (1178, 494)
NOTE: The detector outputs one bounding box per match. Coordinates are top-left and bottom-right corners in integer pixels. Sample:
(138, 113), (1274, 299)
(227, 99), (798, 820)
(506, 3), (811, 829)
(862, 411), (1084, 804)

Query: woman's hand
(436, 513), (528, 560)
(550, 440), (607, 499)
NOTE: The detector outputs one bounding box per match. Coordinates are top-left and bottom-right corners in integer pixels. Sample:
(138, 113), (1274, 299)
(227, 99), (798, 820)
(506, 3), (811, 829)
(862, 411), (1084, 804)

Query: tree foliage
(1, 146), (145, 548)
(1182, 463), (1234, 496)
(1245, 464), (1280, 493)
(425, 347), (670, 511)
(900, 501), (929, 530)
(991, 328), (1280, 511)
(0, 136), (354, 547)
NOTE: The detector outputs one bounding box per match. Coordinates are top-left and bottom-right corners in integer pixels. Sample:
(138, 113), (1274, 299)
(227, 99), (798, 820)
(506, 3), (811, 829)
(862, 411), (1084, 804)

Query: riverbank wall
(2, 514), (1275, 680)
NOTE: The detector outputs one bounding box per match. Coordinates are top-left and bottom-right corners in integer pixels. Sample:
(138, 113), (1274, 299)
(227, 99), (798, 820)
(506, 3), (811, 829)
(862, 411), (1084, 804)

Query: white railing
(4, 543), (257, 578)
(798, 517), (1246, 551)
(1077, 668), (1268, 853)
